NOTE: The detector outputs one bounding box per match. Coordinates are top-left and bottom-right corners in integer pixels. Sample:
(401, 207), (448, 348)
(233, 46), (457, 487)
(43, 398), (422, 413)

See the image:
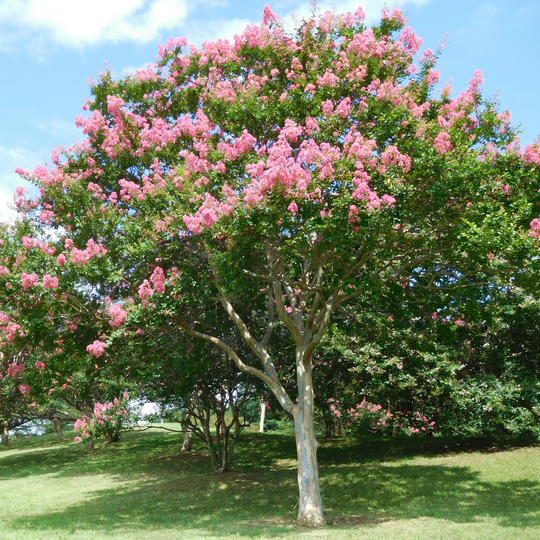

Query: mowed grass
(1, 427), (540, 539)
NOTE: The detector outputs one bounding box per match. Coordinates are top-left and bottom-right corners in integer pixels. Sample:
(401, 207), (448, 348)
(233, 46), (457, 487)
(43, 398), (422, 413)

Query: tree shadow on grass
(317, 434), (540, 465)
(321, 463), (540, 529)
(5, 432), (540, 536)
(0, 430), (196, 480)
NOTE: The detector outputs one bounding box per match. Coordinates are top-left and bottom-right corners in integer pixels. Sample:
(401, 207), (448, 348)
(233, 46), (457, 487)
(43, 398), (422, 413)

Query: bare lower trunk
(259, 399), (266, 433)
(86, 438), (95, 454)
(294, 354), (325, 527)
(105, 432), (120, 443)
(2, 424), (8, 446)
(53, 417), (66, 441)
(181, 410), (192, 452)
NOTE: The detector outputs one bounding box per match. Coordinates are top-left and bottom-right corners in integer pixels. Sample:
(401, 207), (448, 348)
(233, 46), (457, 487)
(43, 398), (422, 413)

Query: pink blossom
(168, 267), (181, 286)
(21, 272), (38, 290)
(287, 201), (298, 215)
(22, 236), (40, 250)
(530, 218), (540, 238)
(426, 69), (440, 85)
(138, 280), (154, 299)
(262, 4), (279, 26)
(35, 361), (46, 370)
(70, 239), (108, 266)
(19, 384), (31, 395)
(109, 303), (127, 327)
(382, 6), (406, 24)
(86, 340), (108, 358)
(150, 266), (166, 293)
(335, 97), (352, 119)
(433, 131), (452, 154)
(57, 254), (67, 265)
(7, 363), (24, 377)
(321, 100), (334, 117)
(42, 274), (59, 290)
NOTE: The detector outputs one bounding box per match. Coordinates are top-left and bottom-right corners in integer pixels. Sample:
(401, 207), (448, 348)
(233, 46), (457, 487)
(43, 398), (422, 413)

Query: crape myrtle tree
(0, 349), (33, 446)
(12, 4), (540, 525)
(0, 219), (130, 454)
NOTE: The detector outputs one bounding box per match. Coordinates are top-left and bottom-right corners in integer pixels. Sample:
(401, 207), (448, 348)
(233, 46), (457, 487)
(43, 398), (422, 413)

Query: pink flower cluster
(433, 131), (452, 154)
(529, 218), (540, 239)
(0, 312), (23, 343)
(327, 397), (436, 436)
(69, 239), (108, 266)
(86, 340), (108, 358)
(108, 303), (127, 327)
(42, 274), (59, 290)
(138, 280), (154, 299)
(22, 236), (40, 250)
(168, 267), (181, 286)
(7, 363), (24, 377)
(150, 267), (166, 293)
(21, 272), (38, 290)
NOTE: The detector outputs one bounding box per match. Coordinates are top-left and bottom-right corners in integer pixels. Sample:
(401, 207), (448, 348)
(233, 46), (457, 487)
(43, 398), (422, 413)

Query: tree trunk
(259, 399), (266, 433)
(324, 412), (336, 438)
(181, 428), (193, 452)
(181, 410), (192, 452)
(105, 432), (120, 443)
(294, 355), (326, 526)
(86, 438), (95, 454)
(53, 417), (66, 441)
(2, 423), (8, 446)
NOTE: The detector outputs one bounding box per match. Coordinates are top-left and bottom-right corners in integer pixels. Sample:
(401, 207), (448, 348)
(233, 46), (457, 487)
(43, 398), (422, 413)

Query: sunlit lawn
(1, 425), (540, 539)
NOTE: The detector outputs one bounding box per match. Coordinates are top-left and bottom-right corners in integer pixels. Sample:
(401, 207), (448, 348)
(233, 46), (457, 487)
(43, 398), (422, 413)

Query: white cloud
(0, 145), (44, 224)
(0, 0), (435, 51)
(35, 118), (82, 146)
(0, 0), (192, 47)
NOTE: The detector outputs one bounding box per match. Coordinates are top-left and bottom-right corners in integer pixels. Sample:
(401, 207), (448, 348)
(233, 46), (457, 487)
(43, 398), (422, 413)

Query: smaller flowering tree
(344, 399), (436, 436)
(0, 358), (34, 445)
(74, 392), (130, 451)
(326, 398), (436, 437)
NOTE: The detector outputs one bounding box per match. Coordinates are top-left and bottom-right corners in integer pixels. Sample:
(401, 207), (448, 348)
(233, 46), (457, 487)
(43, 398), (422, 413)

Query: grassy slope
(1, 426), (540, 539)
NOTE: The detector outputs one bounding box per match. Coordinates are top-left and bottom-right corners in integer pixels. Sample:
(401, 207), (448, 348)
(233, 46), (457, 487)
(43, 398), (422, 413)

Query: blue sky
(1, 0), (539, 221)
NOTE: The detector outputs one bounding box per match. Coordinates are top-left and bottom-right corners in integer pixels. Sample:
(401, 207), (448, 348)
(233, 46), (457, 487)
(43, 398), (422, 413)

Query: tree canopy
(2, 4), (540, 526)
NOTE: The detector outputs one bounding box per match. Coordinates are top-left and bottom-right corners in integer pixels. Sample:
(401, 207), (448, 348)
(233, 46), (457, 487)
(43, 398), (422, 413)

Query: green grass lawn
(1, 426), (540, 539)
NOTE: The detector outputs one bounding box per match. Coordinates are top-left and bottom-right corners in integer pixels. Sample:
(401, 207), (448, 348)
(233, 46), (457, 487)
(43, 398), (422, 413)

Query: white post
(259, 398), (266, 433)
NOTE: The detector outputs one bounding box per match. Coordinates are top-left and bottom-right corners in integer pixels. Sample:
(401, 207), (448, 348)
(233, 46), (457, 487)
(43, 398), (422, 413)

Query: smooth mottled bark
(52, 417), (66, 441)
(86, 438), (95, 454)
(181, 410), (192, 452)
(2, 423), (8, 446)
(293, 352), (326, 526)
